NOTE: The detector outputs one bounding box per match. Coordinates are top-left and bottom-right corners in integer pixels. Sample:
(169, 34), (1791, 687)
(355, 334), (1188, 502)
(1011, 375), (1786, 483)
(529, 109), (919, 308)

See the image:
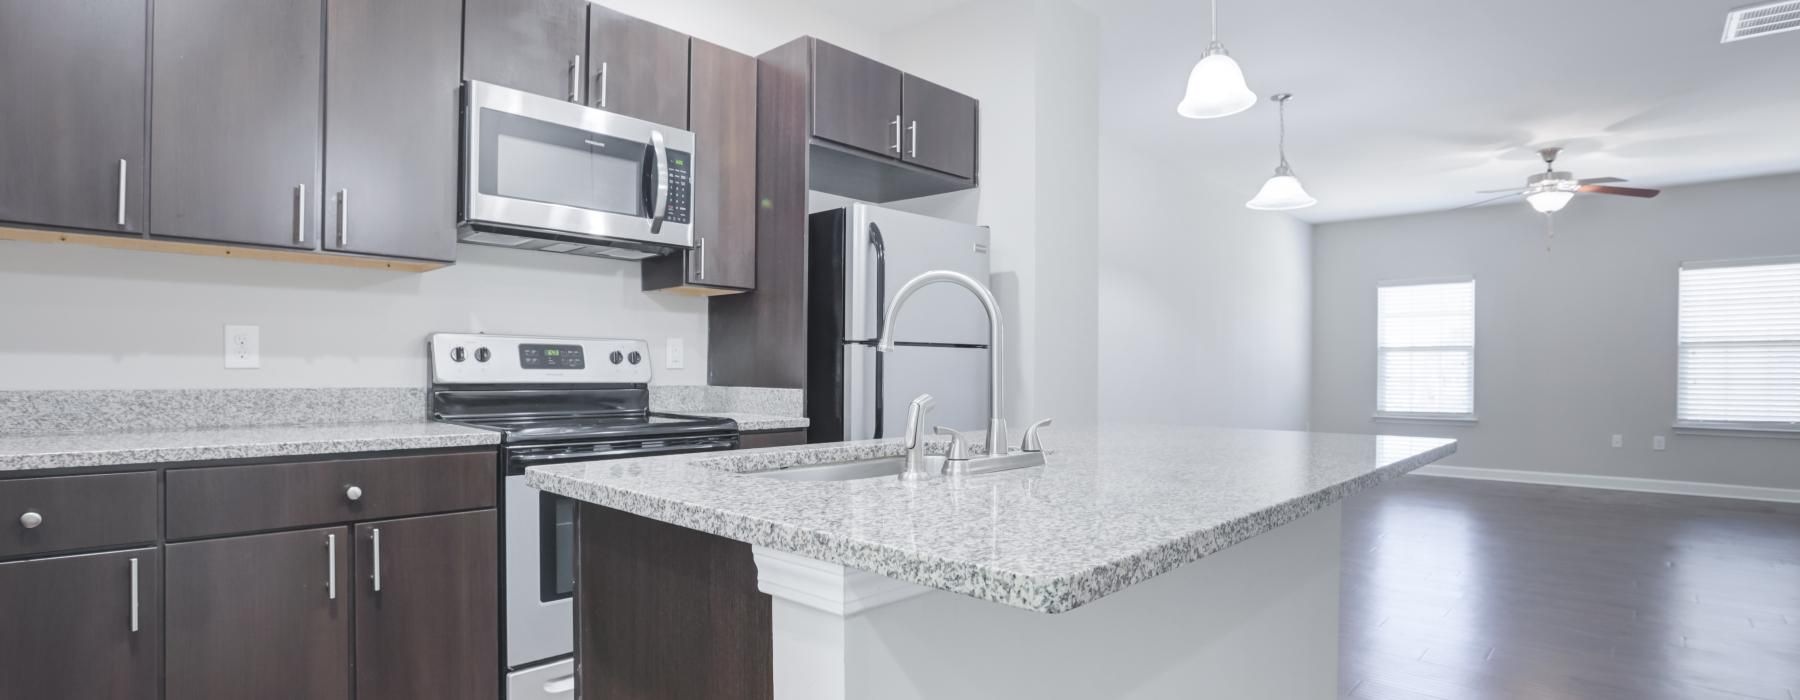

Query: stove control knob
(609, 351), (624, 365)
(628, 351), (642, 365)
(449, 347), (466, 363)
(475, 347), (491, 363)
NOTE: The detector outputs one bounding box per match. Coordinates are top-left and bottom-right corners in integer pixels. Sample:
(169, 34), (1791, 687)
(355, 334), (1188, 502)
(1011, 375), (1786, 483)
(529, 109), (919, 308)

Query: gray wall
(1311, 171), (1800, 490)
(1099, 137), (1313, 430)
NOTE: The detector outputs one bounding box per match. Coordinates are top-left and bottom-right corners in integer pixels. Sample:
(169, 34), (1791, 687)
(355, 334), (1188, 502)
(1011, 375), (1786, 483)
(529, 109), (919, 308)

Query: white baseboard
(1412, 465), (1800, 504)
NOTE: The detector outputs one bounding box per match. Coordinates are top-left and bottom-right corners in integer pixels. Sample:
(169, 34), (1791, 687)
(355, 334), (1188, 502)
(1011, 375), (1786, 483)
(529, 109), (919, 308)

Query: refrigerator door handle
(868, 223), (887, 438)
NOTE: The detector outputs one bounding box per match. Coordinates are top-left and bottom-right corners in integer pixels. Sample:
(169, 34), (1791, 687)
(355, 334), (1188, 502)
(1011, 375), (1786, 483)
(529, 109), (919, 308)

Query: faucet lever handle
(1021, 418), (1054, 453)
(933, 426), (972, 461)
(903, 394), (936, 446)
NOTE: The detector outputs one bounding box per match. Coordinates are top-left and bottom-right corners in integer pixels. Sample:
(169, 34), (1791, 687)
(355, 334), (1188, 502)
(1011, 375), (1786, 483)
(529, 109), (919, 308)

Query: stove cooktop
(450, 411), (739, 444)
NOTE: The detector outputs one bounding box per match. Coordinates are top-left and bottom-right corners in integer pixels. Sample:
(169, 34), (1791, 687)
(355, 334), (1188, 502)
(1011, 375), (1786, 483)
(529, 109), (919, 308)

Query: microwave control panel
(664, 149), (691, 225)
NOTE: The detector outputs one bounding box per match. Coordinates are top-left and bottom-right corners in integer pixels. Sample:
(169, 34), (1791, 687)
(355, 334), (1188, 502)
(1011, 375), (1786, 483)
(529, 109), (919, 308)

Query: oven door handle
(647, 129), (670, 234)
(512, 439), (737, 465)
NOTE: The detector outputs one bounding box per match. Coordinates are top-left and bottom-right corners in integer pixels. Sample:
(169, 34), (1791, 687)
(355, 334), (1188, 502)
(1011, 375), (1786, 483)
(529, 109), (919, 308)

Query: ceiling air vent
(1722, 0), (1800, 43)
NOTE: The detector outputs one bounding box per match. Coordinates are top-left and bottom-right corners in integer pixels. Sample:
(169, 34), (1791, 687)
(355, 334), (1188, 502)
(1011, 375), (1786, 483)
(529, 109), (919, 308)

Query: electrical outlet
(224, 325), (260, 369)
(1611, 434), (1623, 448)
(1652, 435), (1666, 451)
(665, 337), (685, 370)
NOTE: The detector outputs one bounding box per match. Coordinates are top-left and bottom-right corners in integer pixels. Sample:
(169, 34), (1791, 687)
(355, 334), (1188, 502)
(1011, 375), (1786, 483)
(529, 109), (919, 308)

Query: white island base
(752, 504), (1342, 700)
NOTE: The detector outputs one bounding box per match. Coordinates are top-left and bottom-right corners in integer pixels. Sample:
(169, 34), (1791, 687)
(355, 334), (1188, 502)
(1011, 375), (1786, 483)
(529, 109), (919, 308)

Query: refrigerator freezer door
(845, 344), (990, 441)
(845, 204), (992, 345)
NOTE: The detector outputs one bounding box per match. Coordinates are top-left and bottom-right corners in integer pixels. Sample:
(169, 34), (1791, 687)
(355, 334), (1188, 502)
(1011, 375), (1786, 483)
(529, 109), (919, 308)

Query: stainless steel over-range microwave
(459, 80), (696, 260)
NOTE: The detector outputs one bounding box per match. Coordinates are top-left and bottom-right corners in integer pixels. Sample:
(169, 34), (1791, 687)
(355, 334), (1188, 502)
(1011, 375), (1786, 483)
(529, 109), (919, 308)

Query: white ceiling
(1086, 0), (1800, 223)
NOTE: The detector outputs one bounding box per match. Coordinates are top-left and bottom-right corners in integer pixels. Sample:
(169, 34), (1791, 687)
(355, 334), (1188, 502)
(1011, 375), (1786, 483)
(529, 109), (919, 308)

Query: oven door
(502, 435), (737, 673)
(462, 80), (694, 250)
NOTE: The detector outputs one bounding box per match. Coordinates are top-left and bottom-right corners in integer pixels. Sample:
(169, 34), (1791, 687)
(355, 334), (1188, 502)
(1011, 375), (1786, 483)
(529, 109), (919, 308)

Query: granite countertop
(681, 412), (810, 432)
(527, 425), (1455, 614)
(0, 421), (501, 472)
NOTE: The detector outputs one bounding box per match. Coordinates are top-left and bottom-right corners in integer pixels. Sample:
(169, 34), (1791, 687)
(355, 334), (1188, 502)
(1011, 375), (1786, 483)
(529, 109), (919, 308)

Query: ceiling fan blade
(1577, 177), (1627, 185)
(1457, 192), (1523, 209)
(1475, 187), (1527, 194)
(1578, 184), (1660, 198)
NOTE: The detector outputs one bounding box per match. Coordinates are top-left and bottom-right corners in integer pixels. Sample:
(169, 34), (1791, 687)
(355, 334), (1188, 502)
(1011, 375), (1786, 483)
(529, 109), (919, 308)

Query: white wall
(0, 242), (709, 388)
(1096, 139), (1314, 430)
(1311, 172), (1800, 491)
(880, 0), (1101, 430)
(0, 0), (883, 392)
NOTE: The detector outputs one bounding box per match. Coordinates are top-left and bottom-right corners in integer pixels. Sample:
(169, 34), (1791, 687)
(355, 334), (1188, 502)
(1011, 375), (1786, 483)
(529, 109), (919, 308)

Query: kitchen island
(527, 425), (1455, 699)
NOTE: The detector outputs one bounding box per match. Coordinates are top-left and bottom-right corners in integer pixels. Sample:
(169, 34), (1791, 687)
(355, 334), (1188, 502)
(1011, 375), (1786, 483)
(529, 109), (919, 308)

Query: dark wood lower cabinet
(355, 510), (499, 700)
(0, 547), (161, 699)
(166, 526), (352, 700)
(578, 504), (771, 699)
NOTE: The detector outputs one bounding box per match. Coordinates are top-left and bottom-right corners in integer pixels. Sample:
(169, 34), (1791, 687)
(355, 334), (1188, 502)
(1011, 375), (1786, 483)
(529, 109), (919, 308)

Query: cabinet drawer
(0, 471), (159, 559)
(166, 449), (495, 540)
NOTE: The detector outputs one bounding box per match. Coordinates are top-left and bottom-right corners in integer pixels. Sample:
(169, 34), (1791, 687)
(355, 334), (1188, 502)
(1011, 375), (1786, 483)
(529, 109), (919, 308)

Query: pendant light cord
(1277, 98), (1290, 171)
(1211, 0), (1218, 42)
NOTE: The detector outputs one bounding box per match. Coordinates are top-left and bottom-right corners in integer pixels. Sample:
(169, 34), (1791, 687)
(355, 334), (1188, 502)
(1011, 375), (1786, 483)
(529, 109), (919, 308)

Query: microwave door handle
(648, 130), (670, 234)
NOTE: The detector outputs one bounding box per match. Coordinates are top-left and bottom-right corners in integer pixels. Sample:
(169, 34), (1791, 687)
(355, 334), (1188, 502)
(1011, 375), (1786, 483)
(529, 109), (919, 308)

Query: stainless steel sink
(749, 455), (939, 481)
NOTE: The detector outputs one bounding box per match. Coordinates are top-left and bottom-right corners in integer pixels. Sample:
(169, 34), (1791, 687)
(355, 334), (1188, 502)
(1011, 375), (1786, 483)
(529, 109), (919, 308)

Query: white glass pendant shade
(1246, 168), (1318, 210)
(1177, 44), (1256, 119)
(1525, 190), (1574, 213)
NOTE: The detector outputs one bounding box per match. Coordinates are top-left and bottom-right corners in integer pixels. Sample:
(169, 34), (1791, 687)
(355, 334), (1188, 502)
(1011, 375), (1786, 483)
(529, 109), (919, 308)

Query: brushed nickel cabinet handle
(345, 485), (362, 501)
(599, 61), (609, 108)
(327, 533), (337, 600)
(129, 557), (140, 633)
(370, 528), (382, 592)
(568, 55), (582, 103)
(908, 120), (918, 158)
(116, 159), (128, 227)
(694, 237), (706, 280)
(890, 116), (901, 152)
(336, 189), (349, 248)
(19, 511), (42, 529)
(294, 184), (307, 244)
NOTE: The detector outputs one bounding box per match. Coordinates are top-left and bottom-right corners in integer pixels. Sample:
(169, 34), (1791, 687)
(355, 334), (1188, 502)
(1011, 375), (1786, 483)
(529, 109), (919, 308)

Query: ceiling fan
(1466, 147), (1661, 214)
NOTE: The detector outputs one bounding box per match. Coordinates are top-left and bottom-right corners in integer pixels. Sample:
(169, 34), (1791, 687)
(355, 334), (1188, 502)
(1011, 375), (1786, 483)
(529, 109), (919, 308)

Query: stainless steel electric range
(427, 333), (739, 700)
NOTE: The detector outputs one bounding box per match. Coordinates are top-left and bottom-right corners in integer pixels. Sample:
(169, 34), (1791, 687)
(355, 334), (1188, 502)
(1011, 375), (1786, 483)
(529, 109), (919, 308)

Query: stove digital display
(519, 343), (586, 370)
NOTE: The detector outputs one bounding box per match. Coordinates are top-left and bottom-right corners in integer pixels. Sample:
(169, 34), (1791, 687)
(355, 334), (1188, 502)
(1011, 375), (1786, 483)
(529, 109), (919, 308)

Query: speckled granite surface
(0, 421), (500, 472)
(0, 388), (425, 436)
(527, 426), (1455, 614)
(683, 412), (810, 432)
(650, 385), (804, 417)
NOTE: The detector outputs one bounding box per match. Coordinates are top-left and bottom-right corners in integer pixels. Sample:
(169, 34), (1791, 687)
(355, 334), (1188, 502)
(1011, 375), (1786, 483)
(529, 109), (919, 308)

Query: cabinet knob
(19, 511), (43, 529)
(345, 486), (363, 502)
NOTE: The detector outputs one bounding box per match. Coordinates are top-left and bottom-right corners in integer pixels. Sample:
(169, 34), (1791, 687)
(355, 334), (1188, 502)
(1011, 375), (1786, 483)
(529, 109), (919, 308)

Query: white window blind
(1677, 259), (1800, 429)
(1377, 279), (1475, 417)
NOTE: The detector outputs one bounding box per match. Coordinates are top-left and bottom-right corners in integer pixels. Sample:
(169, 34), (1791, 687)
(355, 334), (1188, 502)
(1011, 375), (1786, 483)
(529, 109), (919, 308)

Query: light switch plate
(665, 337), (685, 370)
(1611, 434), (1623, 448)
(1652, 435), (1666, 451)
(224, 325), (260, 369)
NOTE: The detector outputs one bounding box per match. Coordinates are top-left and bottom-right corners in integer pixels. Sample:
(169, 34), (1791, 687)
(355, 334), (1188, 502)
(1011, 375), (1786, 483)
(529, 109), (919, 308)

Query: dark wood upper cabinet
(166, 526), (353, 700)
(587, 4), (690, 127)
(902, 74), (978, 180)
(464, 0), (589, 103)
(810, 40), (903, 159)
(322, 0), (461, 262)
(0, 547), (161, 700)
(644, 38), (756, 295)
(0, 0), (148, 234)
(151, 0), (322, 249)
(355, 510), (499, 700)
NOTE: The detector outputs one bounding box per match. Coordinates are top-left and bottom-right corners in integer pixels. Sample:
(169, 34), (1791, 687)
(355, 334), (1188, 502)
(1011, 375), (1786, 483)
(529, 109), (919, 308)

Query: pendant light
(1246, 93), (1318, 211)
(1176, 0), (1256, 119)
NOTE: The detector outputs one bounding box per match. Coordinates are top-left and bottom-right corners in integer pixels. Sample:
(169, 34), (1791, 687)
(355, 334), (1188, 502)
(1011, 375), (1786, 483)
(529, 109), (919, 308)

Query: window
(1377, 279), (1475, 418)
(1677, 258), (1800, 430)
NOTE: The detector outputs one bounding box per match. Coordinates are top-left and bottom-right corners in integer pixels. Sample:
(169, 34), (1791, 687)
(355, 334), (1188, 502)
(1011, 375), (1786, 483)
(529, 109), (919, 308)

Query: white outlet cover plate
(666, 337), (685, 369)
(224, 325), (260, 369)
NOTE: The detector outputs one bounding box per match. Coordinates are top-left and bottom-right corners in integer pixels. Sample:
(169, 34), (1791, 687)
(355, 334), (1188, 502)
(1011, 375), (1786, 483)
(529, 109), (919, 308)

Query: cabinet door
(0, 548), (160, 700)
(166, 526), (352, 700)
(643, 37), (755, 293)
(356, 510), (499, 700)
(810, 40), (902, 158)
(0, 0), (147, 234)
(587, 4), (690, 127)
(902, 74), (978, 179)
(151, 0), (322, 248)
(323, 0), (461, 261)
(464, 0), (588, 103)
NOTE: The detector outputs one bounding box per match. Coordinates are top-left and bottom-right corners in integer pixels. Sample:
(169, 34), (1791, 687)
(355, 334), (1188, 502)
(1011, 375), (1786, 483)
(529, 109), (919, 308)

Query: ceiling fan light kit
(1176, 0), (1256, 119)
(1467, 147), (1661, 217)
(1246, 94), (1318, 211)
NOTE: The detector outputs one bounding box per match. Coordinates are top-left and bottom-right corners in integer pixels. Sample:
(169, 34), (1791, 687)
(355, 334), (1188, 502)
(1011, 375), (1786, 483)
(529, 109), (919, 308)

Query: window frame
(1373, 275), (1478, 423)
(1674, 255), (1800, 436)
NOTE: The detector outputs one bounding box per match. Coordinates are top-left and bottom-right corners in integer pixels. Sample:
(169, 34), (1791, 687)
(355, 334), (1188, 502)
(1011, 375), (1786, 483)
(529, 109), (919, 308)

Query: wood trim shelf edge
(0, 225), (450, 273)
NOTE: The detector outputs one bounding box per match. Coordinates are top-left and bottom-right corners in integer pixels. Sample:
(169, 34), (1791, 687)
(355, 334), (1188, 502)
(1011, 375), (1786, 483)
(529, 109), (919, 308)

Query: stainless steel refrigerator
(807, 203), (993, 442)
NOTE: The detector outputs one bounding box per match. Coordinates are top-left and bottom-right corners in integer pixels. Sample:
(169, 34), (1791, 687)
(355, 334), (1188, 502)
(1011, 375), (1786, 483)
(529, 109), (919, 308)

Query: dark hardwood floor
(1342, 475), (1800, 700)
